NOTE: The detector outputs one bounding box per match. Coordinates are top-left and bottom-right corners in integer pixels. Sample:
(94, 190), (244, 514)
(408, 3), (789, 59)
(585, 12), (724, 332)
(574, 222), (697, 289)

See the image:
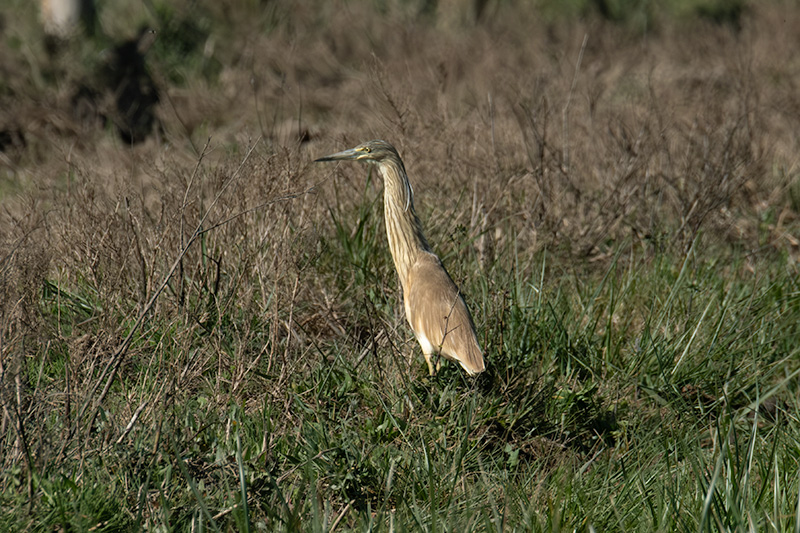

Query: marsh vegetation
(1, 0), (799, 530)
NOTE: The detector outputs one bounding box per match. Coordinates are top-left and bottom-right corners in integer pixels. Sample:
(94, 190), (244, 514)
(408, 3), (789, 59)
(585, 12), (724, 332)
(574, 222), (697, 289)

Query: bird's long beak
(314, 147), (361, 162)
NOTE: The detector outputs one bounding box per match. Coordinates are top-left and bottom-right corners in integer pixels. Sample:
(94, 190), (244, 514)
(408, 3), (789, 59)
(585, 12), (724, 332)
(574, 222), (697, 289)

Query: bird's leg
(424, 352), (436, 376)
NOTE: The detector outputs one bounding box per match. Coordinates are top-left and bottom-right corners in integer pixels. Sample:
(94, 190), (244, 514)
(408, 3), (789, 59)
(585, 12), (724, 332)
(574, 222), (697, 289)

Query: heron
(315, 140), (485, 376)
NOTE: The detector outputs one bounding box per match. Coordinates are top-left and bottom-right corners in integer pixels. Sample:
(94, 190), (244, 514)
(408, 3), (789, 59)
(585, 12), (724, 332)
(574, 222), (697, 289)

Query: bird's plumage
(315, 140), (485, 376)
(405, 252), (485, 374)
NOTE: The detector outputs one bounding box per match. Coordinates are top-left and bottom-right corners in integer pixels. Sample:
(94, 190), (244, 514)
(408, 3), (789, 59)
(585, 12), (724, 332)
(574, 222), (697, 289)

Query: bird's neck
(378, 160), (431, 289)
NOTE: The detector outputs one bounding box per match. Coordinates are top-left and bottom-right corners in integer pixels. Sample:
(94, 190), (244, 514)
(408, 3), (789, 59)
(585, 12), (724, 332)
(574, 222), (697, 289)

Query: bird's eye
(362, 146), (371, 153)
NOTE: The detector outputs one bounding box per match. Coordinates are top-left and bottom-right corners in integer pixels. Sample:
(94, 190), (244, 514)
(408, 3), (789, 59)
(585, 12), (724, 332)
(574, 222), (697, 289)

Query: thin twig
(86, 139), (259, 434)
(115, 400), (148, 445)
(329, 500), (353, 532)
(562, 33), (588, 172)
(198, 185), (323, 236)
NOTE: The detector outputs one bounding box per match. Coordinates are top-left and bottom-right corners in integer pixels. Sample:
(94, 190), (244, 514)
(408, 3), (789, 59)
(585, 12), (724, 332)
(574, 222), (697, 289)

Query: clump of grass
(1, 0), (800, 530)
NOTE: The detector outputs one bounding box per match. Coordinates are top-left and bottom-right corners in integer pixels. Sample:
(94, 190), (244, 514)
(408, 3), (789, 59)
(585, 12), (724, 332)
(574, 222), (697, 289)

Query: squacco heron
(315, 140), (485, 376)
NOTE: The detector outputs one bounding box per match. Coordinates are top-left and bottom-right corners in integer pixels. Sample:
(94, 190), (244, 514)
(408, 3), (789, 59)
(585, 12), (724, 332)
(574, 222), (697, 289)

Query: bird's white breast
(414, 330), (436, 355)
(405, 293), (435, 354)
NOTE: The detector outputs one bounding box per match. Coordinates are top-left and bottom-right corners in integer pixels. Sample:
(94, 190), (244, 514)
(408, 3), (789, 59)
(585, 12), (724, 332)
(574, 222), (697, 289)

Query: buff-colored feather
(316, 140), (485, 376)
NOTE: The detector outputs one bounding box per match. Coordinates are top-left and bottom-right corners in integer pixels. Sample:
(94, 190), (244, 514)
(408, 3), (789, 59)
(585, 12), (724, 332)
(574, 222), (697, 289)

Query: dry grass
(1, 0), (799, 530)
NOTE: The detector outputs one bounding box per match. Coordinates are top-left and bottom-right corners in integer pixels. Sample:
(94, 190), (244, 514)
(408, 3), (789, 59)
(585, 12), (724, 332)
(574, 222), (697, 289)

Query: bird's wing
(406, 252), (485, 374)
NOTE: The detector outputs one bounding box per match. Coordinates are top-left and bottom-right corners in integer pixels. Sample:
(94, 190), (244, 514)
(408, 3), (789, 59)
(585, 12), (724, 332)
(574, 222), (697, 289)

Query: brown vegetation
(1, 0), (799, 525)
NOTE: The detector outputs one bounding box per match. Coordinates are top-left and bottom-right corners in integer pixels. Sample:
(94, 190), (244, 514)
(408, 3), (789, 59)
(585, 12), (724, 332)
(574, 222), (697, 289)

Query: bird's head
(314, 140), (401, 166)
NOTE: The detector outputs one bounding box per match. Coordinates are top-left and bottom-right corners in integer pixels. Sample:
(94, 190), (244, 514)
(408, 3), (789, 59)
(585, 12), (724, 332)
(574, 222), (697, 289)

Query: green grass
(3, 203), (798, 530)
(2, 0), (800, 530)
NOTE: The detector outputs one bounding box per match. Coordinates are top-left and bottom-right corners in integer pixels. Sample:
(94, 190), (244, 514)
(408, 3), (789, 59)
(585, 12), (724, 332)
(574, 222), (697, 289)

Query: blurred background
(2, 0), (800, 530)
